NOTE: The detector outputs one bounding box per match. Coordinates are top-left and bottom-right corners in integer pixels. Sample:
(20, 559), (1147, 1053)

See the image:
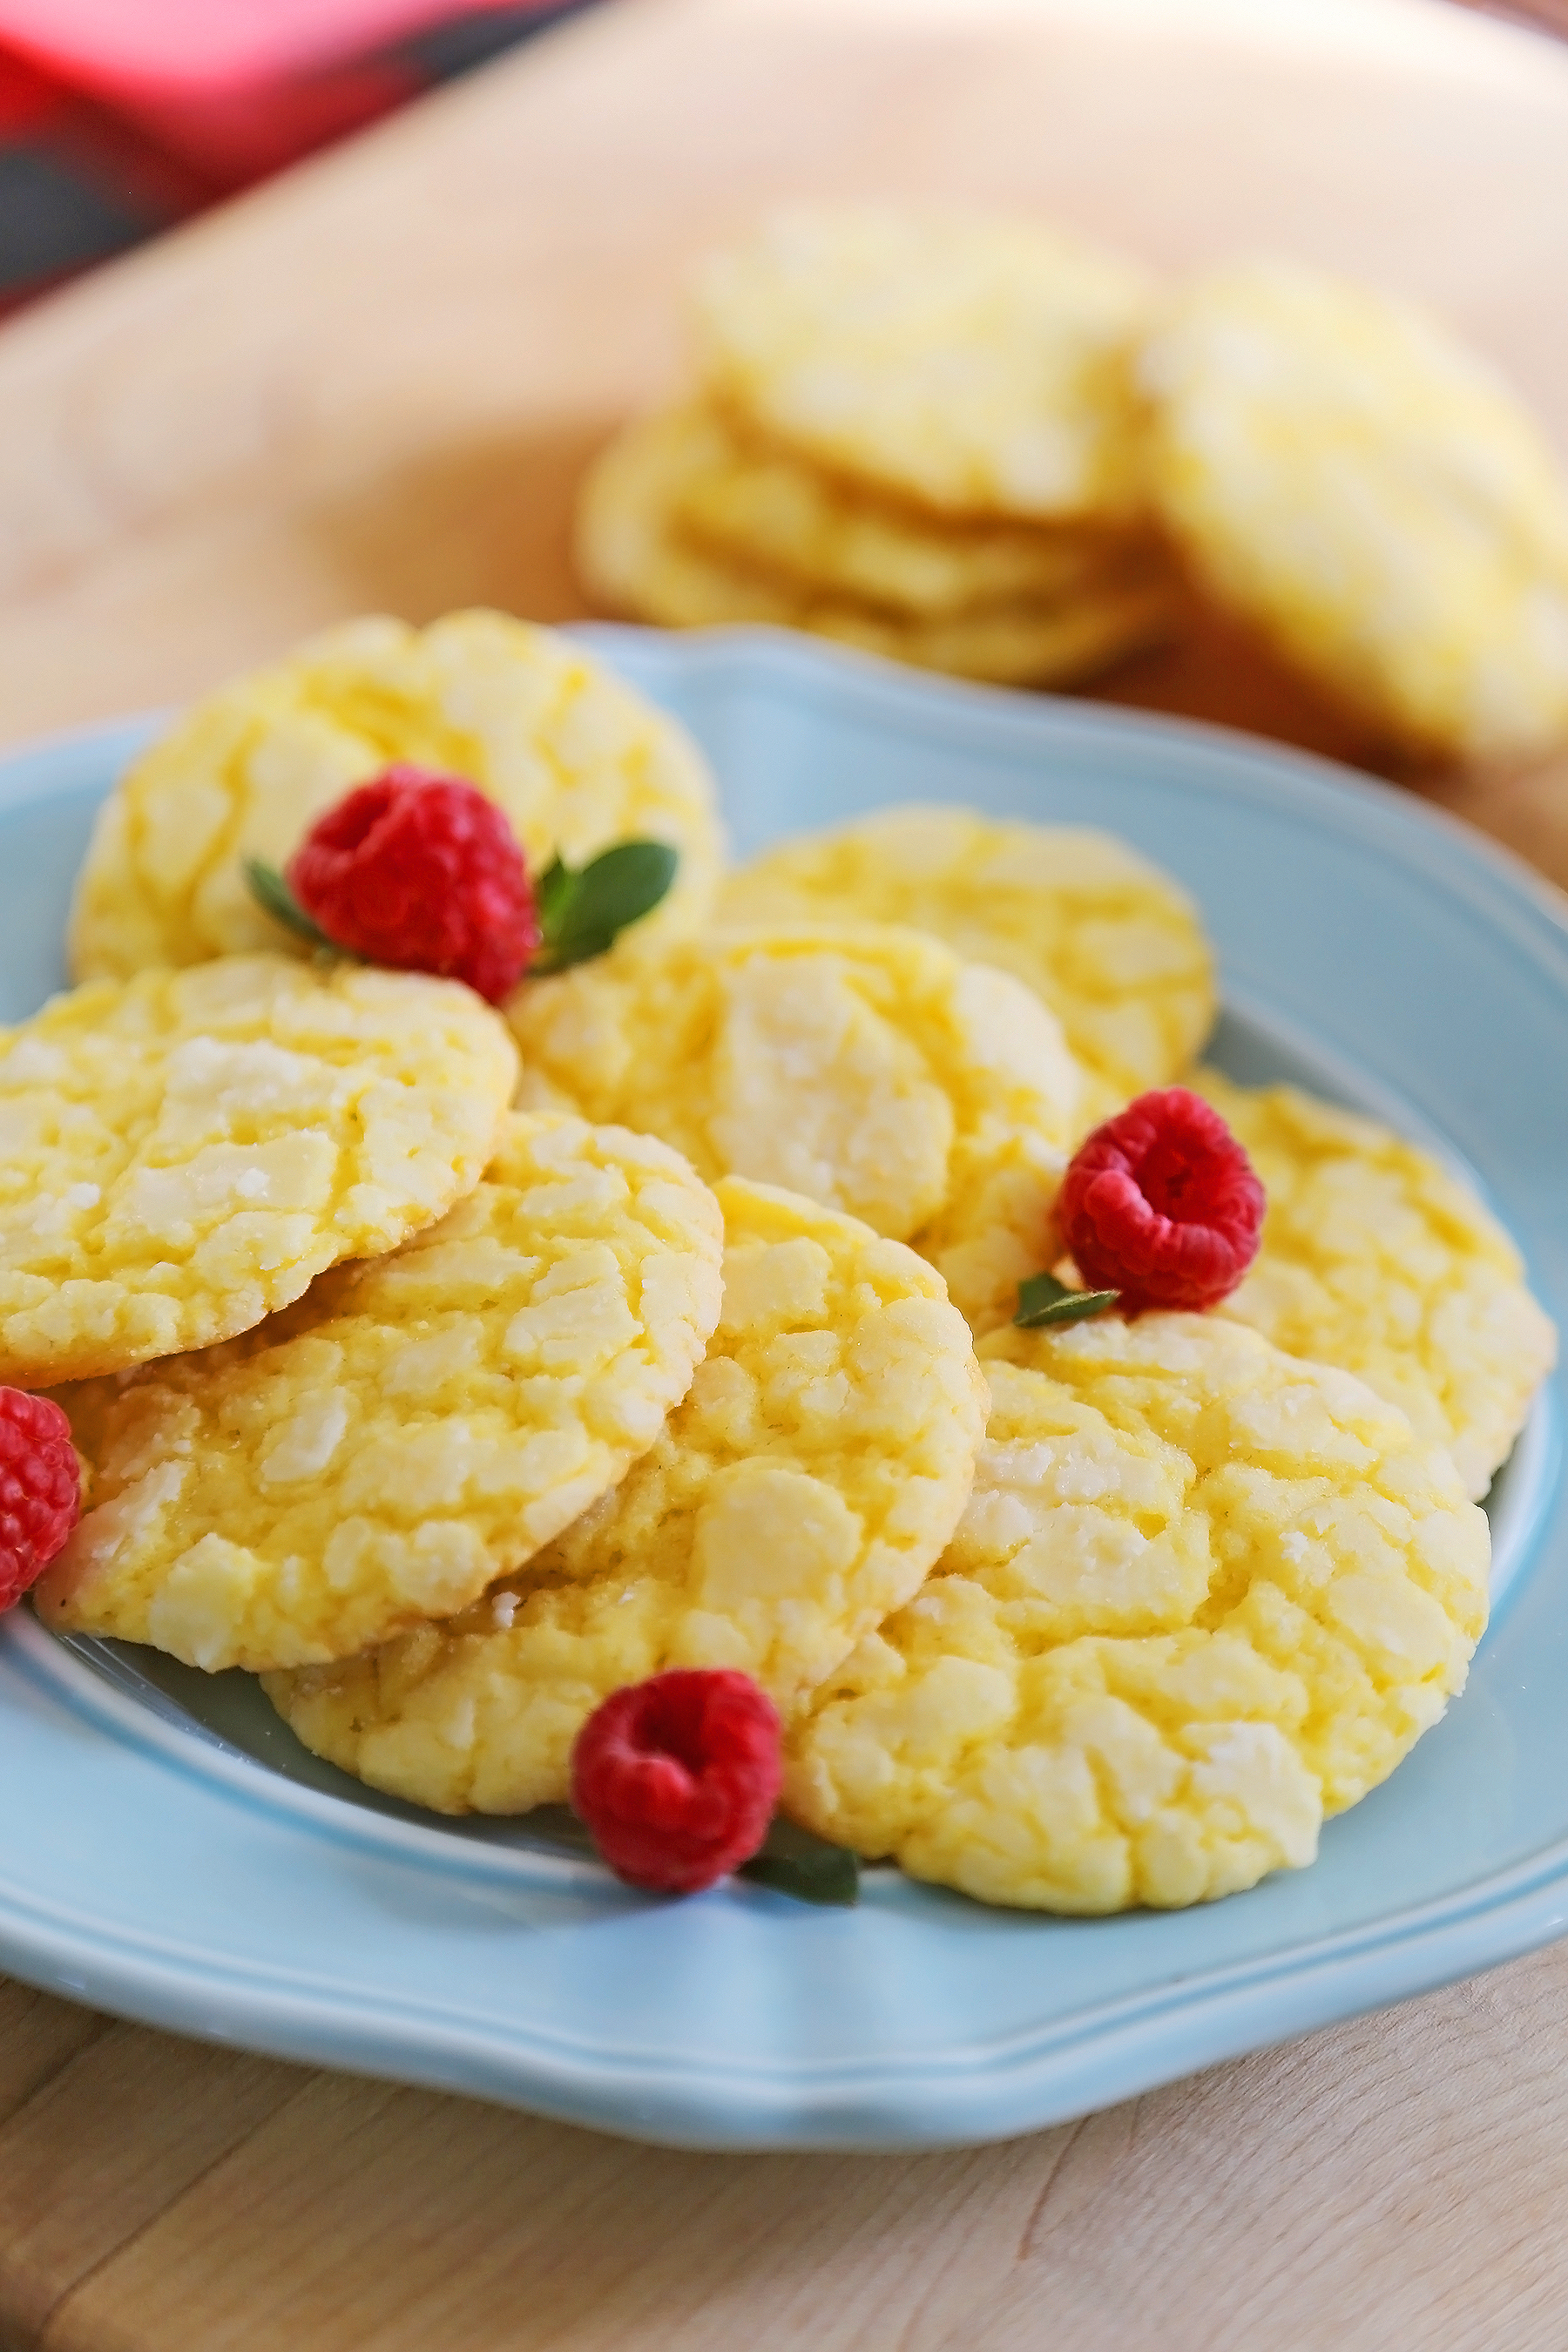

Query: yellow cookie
(70, 610), (723, 983)
(35, 1113), (726, 1672)
(804, 585), (1178, 695)
(1196, 1071), (1557, 1501)
(693, 206), (1155, 524)
(786, 1315), (1490, 1913)
(1139, 260), (1568, 760)
(575, 406), (1177, 688)
(670, 399), (1150, 619)
(262, 1175), (990, 1815)
(0, 955), (517, 1385)
(718, 804), (1215, 1122)
(507, 923), (1078, 1331)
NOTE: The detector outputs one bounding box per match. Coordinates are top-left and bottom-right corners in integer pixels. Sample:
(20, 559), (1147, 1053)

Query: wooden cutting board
(2, 3), (1568, 2345)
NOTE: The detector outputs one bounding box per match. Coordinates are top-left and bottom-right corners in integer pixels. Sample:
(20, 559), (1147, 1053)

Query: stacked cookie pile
(578, 207), (1180, 693)
(23, 611), (1556, 1914)
(577, 204), (1568, 767)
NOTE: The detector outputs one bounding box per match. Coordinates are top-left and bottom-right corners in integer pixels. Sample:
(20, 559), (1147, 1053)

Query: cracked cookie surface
(0, 954), (517, 1383)
(506, 922), (1080, 1332)
(693, 205), (1155, 523)
(1198, 1071), (1556, 1500)
(785, 1313), (1489, 1911)
(70, 610), (722, 981)
(36, 1113), (725, 1670)
(719, 804), (1215, 1124)
(263, 1176), (989, 1812)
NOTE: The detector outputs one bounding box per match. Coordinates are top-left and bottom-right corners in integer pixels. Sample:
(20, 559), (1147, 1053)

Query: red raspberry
(0, 1389), (81, 1611)
(1058, 1086), (1265, 1315)
(287, 767), (540, 1004)
(570, 1670), (782, 1895)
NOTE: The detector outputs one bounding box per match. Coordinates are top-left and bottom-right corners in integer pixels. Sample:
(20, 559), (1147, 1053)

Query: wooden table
(3, 3), (1567, 2343)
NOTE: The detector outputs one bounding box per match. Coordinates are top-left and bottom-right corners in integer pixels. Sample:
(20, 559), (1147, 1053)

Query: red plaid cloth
(0, 1), (592, 315)
(0, 1), (1556, 321)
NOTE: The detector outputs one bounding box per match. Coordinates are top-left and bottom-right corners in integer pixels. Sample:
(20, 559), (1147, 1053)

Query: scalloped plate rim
(0, 622), (1563, 2151)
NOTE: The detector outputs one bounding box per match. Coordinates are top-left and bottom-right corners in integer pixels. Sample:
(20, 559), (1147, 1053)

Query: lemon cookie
(718, 805), (1215, 1121)
(786, 1315), (1489, 1912)
(1195, 1071), (1556, 1500)
(667, 398), (1152, 620)
(0, 955), (517, 1385)
(575, 406), (1176, 688)
(263, 1175), (989, 1814)
(1139, 260), (1568, 761)
(70, 610), (722, 983)
(35, 1112), (725, 1671)
(507, 923), (1078, 1330)
(693, 206), (1155, 524)
(786, 581), (1176, 695)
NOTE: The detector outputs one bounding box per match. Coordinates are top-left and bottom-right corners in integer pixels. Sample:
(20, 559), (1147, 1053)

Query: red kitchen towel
(0, 0), (591, 314)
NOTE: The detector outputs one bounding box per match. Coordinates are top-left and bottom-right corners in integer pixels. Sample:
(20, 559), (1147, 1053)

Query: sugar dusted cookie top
(785, 1315), (1490, 1913)
(0, 955), (517, 1384)
(35, 1113), (725, 1671)
(69, 610), (722, 983)
(718, 804), (1216, 1119)
(1198, 1071), (1557, 1500)
(263, 1175), (990, 1815)
(693, 206), (1155, 523)
(506, 923), (1079, 1329)
(1139, 260), (1568, 760)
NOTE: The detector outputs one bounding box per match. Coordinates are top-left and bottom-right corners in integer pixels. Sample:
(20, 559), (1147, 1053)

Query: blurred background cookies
(576, 203), (1568, 781)
(577, 206), (1184, 693)
(1139, 260), (1568, 766)
(690, 206), (1153, 524)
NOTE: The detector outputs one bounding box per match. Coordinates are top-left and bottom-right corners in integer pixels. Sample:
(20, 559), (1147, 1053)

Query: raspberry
(570, 1670), (782, 1895)
(287, 767), (540, 1004)
(1058, 1086), (1265, 1315)
(0, 1389), (81, 1611)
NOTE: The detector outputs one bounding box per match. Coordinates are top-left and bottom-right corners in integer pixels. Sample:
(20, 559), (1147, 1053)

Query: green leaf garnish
(1014, 1270), (1121, 1328)
(517, 1804), (597, 1859)
(518, 1805), (858, 1905)
(246, 832), (675, 983)
(738, 1816), (860, 1908)
(533, 852), (577, 938)
(532, 840), (679, 973)
(243, 857), (341, 955)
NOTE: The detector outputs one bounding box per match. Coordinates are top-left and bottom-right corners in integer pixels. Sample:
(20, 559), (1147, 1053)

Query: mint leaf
(738, 1816), (860, 1907)
(519, 1805), (858, 1905)
(1015, 1270), (1121, 1328)
(517, 1804), (597, 1859)
(243, 857), (341, 955)
(533, 840), (678, 973)
(1024, 1288), (1122, 1328)
(533, 854), (575, 936)
(1016, 1270), (1071, 1316)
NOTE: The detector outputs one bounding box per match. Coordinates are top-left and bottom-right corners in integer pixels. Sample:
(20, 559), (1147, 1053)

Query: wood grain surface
(5, 1947), (1568, 2352)
(1, 2), (1566, 2344)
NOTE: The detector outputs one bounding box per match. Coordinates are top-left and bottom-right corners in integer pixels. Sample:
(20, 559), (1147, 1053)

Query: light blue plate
(1, 625), (1565, 2152)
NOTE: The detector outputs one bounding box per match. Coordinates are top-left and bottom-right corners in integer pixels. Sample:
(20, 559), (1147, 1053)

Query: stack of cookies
(19, 610), (1555, 1914)
(577, 206), (1183, 691)
(578, 204), (1568, 767)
